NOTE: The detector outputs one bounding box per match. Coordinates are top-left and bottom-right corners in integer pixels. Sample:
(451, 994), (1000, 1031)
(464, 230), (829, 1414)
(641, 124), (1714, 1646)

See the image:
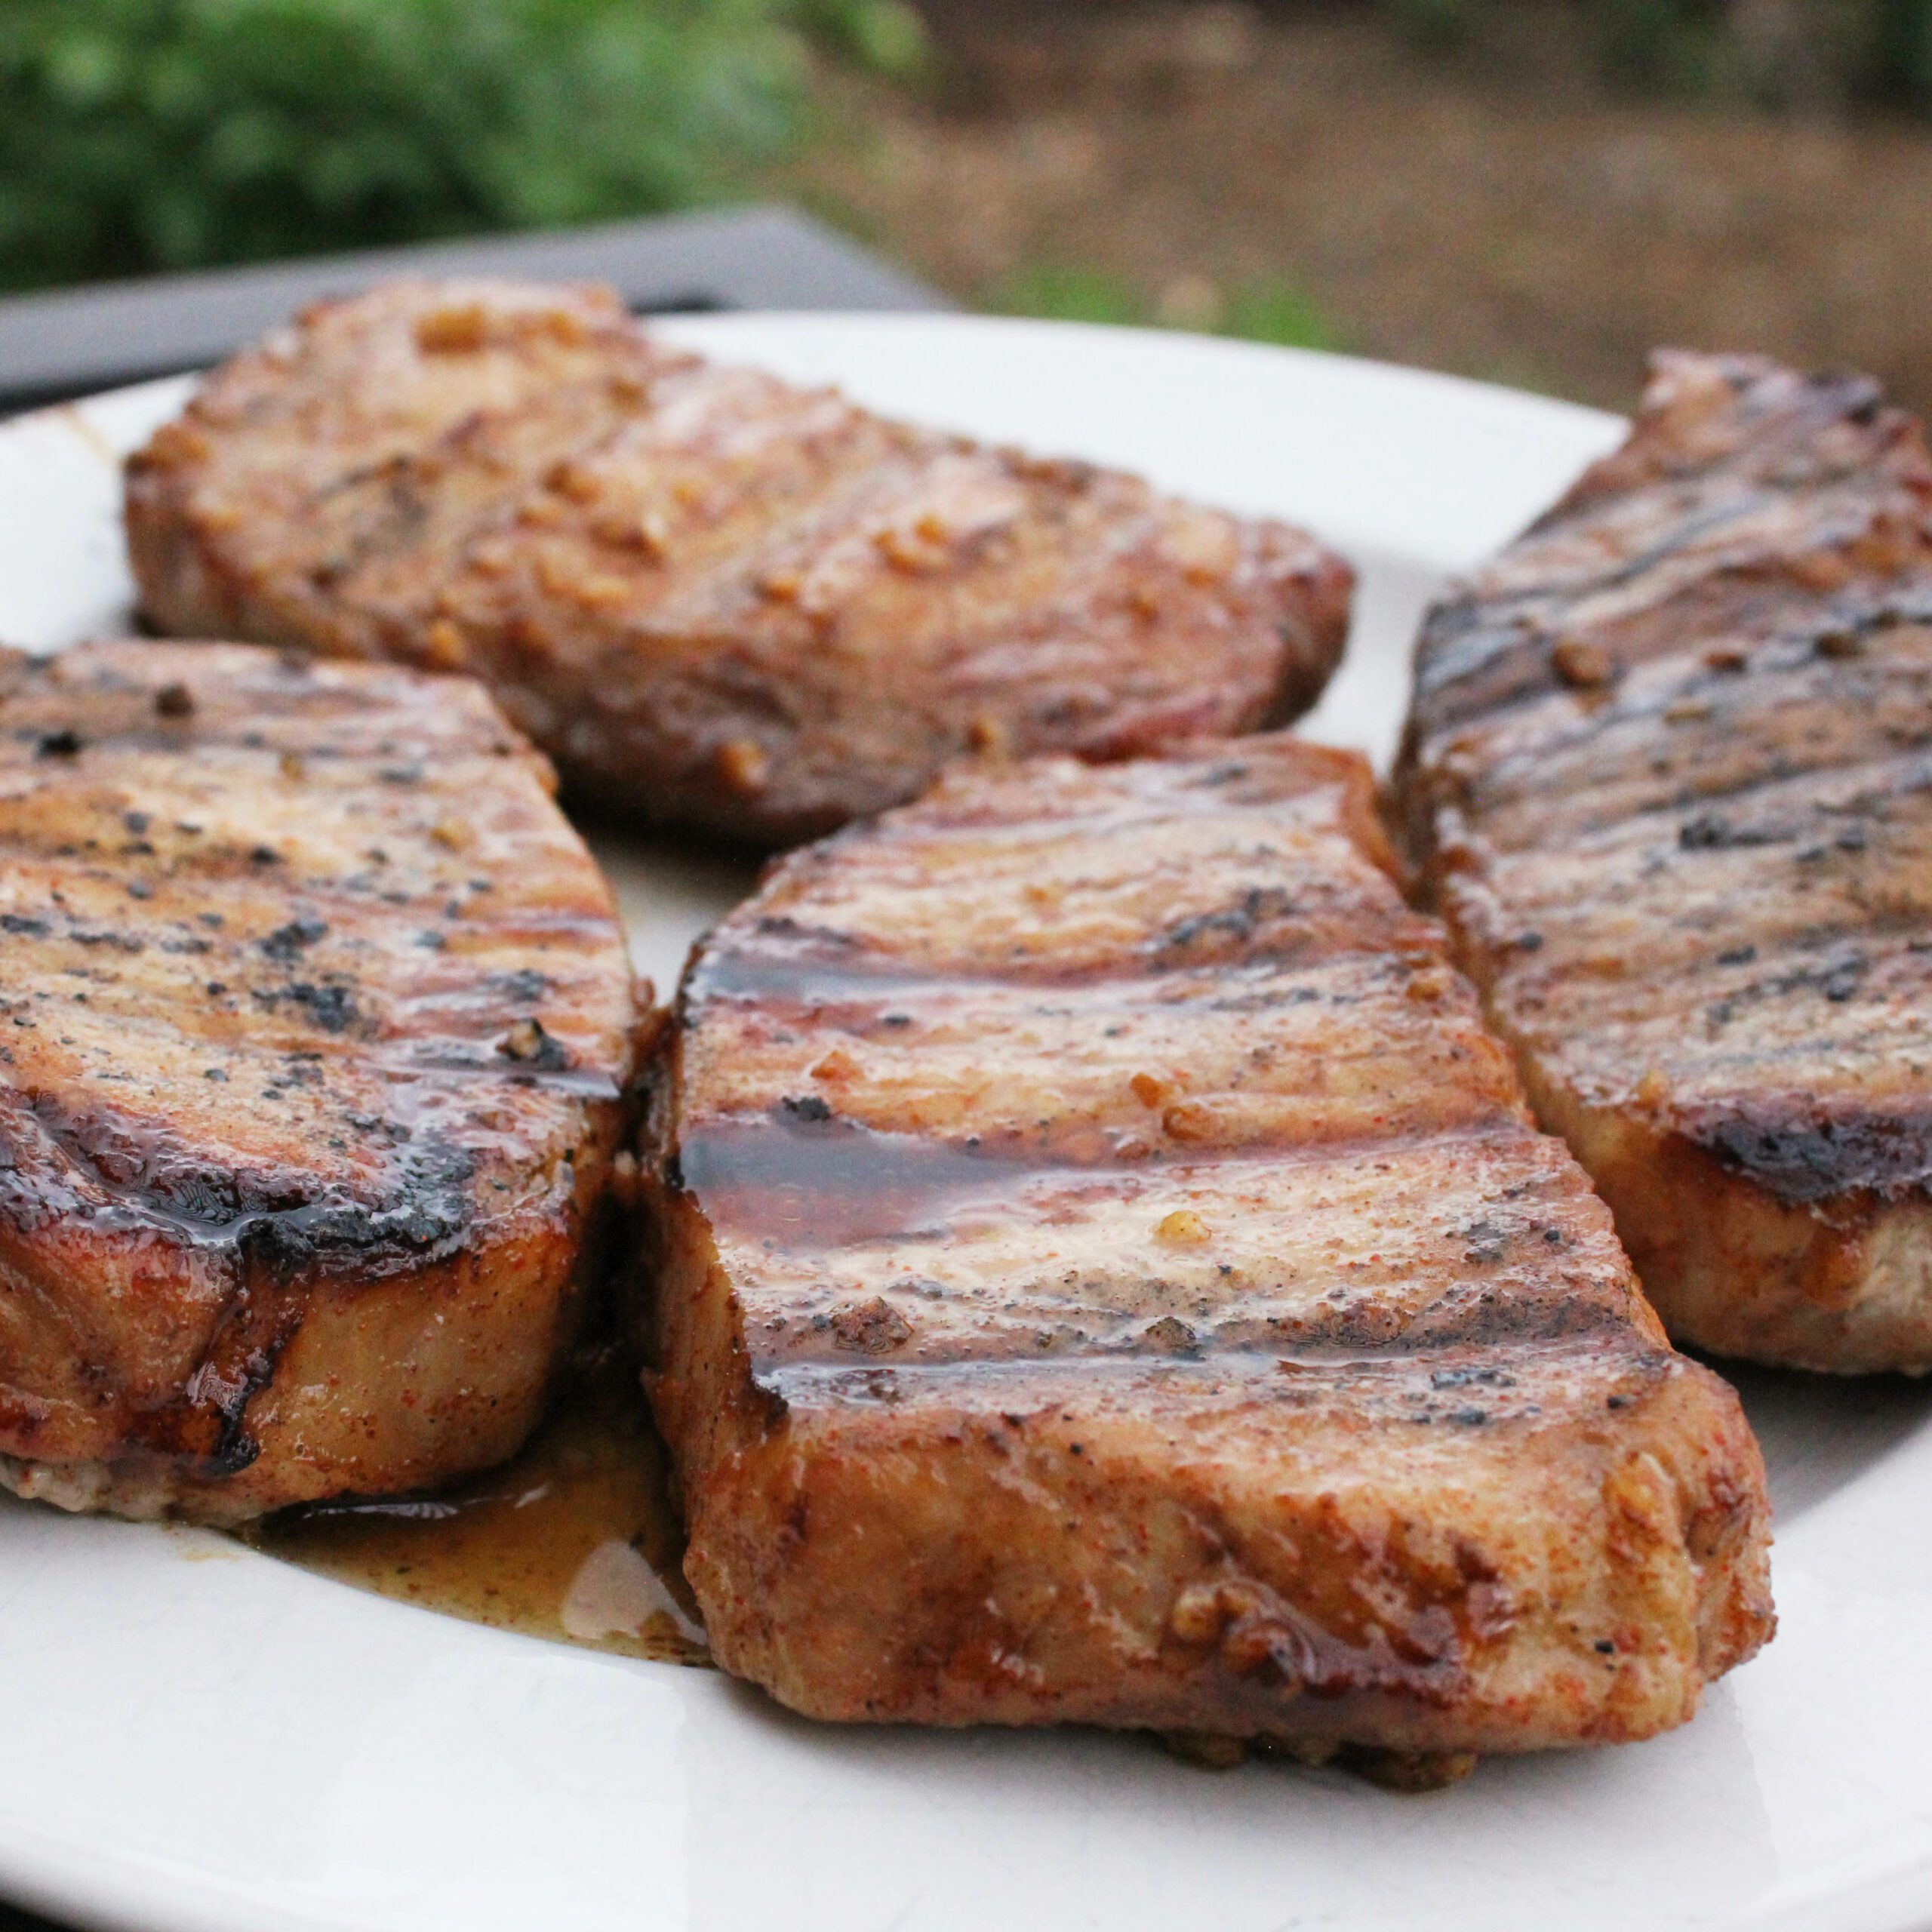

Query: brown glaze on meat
(0, 641), (639, 1521)
(125, 281), (1353, 849)
(1398, 351), (1932, 1374)
(637, 740), (1771, 1756)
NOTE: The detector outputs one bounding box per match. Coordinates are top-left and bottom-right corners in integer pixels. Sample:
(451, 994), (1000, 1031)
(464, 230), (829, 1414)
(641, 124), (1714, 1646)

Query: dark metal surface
(0, 202), (942, 1932)
(2, 1904), (70, 1932)
(0, 204), (948, 412)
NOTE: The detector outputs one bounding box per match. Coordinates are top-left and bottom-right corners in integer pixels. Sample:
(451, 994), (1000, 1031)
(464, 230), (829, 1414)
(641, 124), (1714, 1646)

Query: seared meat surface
(1398, 351), (1932, 1373)
(0, 642), (638, 1521)
(125, 281), (1352, 848)
(638, 740), (1771, 1756)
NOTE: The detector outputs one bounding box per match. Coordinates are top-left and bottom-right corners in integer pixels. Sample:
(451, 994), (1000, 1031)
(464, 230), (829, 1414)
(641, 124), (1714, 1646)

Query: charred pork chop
(125, 281), (1352, 848)
(1398, 352), (1932, 1374)
(638, 740), (1772, 1761)
(0, 642), (638, 1522)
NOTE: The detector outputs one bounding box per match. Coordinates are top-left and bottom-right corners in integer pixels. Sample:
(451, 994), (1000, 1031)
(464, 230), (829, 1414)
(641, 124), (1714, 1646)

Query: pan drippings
(247, 1352), (709, 1667)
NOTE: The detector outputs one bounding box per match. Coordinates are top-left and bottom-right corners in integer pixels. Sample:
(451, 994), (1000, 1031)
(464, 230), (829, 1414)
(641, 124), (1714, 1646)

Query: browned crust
(1398, 350), (1932, 1373)
(1524, 1066), (1932, 1375)
(125, 280), (1352, 848)
(638, 737), (1774, 1750)
(0, 641), (639, 1518)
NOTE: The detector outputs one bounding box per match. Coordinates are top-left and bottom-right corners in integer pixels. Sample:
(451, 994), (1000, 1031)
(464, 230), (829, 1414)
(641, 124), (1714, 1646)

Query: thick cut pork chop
(1398, 352), (1932, 1373)
(125, 280), (1352, 848)
(0, 642), (638, 1522)
(638, 740), (1771, 1760)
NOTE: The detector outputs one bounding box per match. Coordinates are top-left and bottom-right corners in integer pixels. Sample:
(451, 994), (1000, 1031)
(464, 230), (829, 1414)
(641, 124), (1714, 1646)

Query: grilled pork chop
(0, 641), (638, 1522)
(125, 280), (1353, 849)
(638, 739), (1771, 1758)
(1398, 351), (1932, 1374)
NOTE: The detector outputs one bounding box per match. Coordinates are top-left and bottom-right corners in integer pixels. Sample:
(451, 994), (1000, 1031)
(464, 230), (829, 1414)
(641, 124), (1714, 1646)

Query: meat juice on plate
(245, 1345), (709, 1666)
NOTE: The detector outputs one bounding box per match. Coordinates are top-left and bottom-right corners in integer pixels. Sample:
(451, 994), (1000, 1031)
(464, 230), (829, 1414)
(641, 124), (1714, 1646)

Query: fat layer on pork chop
(125, 280), (1353, 848)
(637, 738), (1772, 1760)
(0, 641), (639, 1521)
(1398, 350), (1932, 1373)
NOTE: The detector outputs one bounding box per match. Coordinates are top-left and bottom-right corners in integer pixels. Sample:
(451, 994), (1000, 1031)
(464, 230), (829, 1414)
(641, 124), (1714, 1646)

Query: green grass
(996, 266), (1146, 328)
(995, 266), (1341, 353)
(1222, 284), (1341, 354)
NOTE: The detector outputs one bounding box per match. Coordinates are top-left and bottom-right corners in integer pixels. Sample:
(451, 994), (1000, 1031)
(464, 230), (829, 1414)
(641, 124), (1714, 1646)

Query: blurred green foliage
(997, 266), (1340, 352)
(1222, 285), (1340, 354)
(0, 0), (927, 292)
(998, 266), (1144, 328)
(1389, 0), (1932, 105)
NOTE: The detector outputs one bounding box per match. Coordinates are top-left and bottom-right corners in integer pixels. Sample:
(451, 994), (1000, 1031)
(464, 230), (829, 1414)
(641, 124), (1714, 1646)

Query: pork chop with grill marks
(124, 280), (1352, 848)
(0, 641), (639, 1522)
(636, 739), (1772, 1762)
(1397, 351), (1932, 1373)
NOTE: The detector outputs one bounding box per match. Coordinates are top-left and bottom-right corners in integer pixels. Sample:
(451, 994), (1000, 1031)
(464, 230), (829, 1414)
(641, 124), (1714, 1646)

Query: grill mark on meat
(7, 1088), (475, 1260)
(1414, 492), (1798, 707)
(1680, 1103), (1932, 1204)
(320, 371), (675, 597)
(1412, 368), (1932, 736)
(249, 978), (365, 1035)
(1444, 629), (1932, 839)
(678, 1115), (1003, 1248)
(1399, 350), (1932, 1370)
(754, 1337), (1675, 1417)
(694, 945), (1426, 1026)
(112, 1123), (480, 1477)
(679, 1115), (1645, 1372)
(129, 1266), (312, 1476)
(306, 468), (431, 590)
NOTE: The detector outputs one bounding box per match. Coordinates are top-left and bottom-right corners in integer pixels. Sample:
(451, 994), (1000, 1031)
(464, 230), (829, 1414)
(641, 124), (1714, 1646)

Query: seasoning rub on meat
(0, 642), (638, 1522)
(637, 738), (1772, 1766)
(1398, 352), (1932, 1372)
(125, 280), (1352, 848)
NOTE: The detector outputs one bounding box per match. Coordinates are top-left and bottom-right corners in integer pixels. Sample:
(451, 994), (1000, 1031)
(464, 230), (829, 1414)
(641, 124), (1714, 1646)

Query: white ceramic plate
(1, 315), (1929, 1932)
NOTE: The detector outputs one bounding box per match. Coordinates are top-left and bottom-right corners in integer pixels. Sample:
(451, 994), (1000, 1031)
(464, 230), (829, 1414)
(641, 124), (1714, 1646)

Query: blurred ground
(775, 0), (1932, 414)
